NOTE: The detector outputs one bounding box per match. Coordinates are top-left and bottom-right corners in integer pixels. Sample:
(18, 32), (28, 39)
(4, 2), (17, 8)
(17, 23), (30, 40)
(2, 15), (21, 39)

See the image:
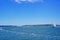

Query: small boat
(52, 24), (56, 28)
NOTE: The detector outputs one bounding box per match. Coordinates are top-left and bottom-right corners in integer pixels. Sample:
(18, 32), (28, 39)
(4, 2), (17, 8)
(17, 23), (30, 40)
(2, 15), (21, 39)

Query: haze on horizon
(0, 0), (60, 25)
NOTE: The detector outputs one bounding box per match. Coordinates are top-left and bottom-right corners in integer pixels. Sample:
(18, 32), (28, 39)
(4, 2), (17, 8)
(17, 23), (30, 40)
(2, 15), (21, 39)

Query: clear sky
(0, 0), (60, 25)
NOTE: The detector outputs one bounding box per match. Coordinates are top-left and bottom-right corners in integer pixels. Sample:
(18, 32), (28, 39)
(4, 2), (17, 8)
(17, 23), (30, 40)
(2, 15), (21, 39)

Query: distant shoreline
(0, 24), (60, 27)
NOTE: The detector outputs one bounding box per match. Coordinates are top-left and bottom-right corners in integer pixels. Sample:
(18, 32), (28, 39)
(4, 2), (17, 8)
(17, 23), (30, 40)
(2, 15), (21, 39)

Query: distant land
(0, 24), (60, 27)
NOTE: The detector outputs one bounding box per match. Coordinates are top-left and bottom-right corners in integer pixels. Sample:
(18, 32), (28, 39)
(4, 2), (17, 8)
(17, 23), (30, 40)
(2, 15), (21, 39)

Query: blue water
(0, 26), (60, 40)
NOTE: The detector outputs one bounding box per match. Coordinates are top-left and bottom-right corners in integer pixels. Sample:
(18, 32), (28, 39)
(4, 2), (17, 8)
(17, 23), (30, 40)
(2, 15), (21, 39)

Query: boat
(52, 24), (56, 28)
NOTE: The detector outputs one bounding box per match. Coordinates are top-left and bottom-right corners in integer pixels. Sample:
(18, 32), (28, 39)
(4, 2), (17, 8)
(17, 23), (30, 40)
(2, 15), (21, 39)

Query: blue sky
(0, 0), (60, 25)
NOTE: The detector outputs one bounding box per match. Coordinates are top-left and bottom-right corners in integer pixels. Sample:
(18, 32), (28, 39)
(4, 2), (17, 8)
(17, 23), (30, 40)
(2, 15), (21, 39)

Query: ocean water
(0, 25), (60, 40)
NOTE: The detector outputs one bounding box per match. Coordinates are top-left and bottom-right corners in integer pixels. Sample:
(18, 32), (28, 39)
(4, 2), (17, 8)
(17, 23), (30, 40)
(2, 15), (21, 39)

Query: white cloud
(15, 0), (21, 3)
(14, 0), (44, 3)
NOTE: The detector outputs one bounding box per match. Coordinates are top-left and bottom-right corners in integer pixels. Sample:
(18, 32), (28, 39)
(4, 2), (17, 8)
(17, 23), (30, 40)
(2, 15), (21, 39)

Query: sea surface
(0, 25), (60, 40)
